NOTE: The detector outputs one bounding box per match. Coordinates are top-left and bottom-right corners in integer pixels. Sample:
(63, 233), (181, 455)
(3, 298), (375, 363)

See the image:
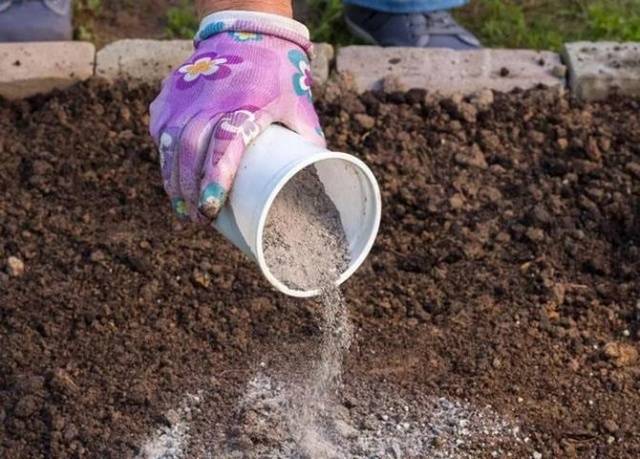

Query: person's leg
(0, 0), (72, 42)
(343, 0), (480, 49)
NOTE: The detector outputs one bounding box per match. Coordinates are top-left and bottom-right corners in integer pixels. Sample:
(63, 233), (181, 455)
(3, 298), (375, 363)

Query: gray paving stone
(311, 42), (334, 86)
(97, 39), (333, 85)
(96, 39), (192, 82)
(0, 41), (95, 100)
(563, 41), (640, 101)
(336, 46), (566, 94)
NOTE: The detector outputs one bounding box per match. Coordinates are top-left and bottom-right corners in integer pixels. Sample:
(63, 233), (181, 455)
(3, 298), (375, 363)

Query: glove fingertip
(171, 197), (190, 220)
(199, 182), (228, 220)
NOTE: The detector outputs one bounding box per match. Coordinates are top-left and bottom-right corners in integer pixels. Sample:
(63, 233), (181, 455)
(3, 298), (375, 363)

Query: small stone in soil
(603, 342), (638, 367)
(7, 256), (25, 277)
(603, 419), (619, 434)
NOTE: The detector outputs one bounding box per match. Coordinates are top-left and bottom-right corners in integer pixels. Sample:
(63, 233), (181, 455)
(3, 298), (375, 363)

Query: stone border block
(0, 41), (95, 100)
(96, 39), (334, 86)
(563, 41), (640, 101)
(96, 39), (193, 83)
(336, 46), (566, 94)
(6, 39), (639, 102)
(311, 43), (334, 86)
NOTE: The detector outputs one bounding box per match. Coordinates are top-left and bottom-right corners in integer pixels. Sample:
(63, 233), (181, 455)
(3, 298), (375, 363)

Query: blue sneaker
(344, 5), (481, 49)
(0, 0), (72, 42)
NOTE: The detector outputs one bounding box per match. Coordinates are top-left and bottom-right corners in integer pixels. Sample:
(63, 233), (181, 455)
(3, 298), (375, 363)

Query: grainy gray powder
(263, 165), (353, 457)
(263, 166), (350, 291)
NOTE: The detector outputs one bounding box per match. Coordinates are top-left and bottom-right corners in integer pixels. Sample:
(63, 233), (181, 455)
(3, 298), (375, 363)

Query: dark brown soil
(1, 81), (640, 458)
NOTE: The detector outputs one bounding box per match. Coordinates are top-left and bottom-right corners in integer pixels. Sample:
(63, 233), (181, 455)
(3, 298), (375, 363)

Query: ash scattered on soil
(2, 81), (640, 458)
(216, 371), (521, 458)
(136, 393), (201, 459)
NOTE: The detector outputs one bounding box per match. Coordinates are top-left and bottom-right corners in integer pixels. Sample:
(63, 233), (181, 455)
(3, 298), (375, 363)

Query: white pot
(213, 125), (382, 298)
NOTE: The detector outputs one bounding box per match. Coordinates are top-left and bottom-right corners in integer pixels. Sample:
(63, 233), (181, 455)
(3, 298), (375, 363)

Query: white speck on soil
(136, 393), (202, 459)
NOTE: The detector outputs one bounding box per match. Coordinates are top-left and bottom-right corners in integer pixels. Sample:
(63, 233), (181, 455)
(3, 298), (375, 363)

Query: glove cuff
(196, 10), (312, 54)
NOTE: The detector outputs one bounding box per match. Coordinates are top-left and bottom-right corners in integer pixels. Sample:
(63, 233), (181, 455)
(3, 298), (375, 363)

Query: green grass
(586, 1), (640, 42)
(306, 0), (640, 50)
(165, 1), (199, 39)
(456, 0), (640, 51)
(72, 0), (640, 49)
(307, 0), (360, 44)
(73, 0), (103, 41)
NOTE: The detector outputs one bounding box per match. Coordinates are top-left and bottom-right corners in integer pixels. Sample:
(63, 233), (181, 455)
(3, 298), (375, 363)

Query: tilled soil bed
(1, 81), (639, 458)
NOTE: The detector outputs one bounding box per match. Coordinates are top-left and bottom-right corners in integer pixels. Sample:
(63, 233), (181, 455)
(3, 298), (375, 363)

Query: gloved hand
(149, 11), (325, 222)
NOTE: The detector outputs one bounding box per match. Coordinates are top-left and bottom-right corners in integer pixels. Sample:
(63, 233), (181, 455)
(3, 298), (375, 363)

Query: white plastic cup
(213, 124), (382, 298)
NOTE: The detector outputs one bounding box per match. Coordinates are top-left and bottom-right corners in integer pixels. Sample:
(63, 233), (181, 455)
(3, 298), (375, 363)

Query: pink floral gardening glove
(149, 11), (325, 222)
